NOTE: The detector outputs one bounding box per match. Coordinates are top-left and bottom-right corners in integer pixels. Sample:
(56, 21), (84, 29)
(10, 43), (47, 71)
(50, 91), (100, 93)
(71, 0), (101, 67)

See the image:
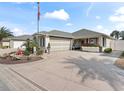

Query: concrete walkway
(0, 51), (123, 91)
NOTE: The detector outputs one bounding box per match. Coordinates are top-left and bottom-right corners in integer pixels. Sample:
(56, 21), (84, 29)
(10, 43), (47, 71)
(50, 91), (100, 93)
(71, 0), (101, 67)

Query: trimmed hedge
(121, 51), (124, 57)
(104, 48), (112, 53)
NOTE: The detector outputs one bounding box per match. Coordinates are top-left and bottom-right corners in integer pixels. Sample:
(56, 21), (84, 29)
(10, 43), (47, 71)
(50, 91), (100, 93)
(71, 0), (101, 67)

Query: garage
(50, 37), (72, 51)
(2, 35), (33, 48)
(13, 41), (25, 48)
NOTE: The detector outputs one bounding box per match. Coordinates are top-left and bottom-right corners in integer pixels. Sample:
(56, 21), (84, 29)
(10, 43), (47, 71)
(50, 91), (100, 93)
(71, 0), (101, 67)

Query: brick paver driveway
(0, 50), (124, 91)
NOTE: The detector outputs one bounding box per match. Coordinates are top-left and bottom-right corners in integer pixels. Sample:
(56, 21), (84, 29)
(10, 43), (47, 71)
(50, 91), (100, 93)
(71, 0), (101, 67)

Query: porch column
(70, 39), (74, 50)
(45, 35), (50, 50)
(98, 36), (103, 46)
(41, 37), (43, 47)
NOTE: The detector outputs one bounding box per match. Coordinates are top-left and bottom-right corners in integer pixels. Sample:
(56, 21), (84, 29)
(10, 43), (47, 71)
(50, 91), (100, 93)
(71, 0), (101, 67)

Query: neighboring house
(2, 35), (33, 48)
(33, 29), (114, 52)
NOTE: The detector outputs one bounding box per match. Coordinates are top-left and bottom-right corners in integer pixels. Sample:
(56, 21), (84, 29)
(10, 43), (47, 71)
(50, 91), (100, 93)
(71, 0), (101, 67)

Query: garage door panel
(13, 41), (25, 48)
(50, 37), (71, 51)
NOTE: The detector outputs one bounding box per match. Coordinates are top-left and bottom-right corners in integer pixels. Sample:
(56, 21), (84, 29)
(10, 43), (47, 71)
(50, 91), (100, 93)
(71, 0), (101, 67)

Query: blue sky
(0, 2), (124, 36)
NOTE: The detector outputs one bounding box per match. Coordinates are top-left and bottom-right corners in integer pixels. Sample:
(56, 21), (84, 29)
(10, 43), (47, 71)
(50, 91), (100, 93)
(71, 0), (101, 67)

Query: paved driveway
(0, 51), (124, 91)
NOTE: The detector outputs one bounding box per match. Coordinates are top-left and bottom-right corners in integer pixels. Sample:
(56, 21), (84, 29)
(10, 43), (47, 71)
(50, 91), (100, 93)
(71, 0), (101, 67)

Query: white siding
(13, 41), (25, 48)
(98, 36), (112, 51)
(45, 35), (50, 48)
(106, 38), (112, 48)
(2, 41), (10, 47)
(50, 37), (72, 51)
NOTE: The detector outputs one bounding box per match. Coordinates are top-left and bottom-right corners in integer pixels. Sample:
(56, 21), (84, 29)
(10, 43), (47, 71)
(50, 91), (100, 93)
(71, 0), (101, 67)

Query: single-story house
(2, 29), (114, 52)
(2, 35), (33, 48)
(33, 29), (114, 52)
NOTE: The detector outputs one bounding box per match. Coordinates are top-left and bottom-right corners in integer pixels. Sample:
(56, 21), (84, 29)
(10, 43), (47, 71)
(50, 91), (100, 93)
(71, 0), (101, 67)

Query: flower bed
(0, 55), (43, 64)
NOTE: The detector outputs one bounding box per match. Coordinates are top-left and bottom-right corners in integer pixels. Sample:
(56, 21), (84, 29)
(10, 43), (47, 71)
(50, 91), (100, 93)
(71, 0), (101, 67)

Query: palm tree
(22, 38), (39, 53)
(0, 26), (13, 43)
(110, 30), (120, 39)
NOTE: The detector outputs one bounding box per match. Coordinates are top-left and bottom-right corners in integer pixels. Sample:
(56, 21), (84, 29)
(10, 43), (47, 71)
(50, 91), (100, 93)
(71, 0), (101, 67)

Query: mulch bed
(114, 58), (124, 69)
(0, 56), (43, 64)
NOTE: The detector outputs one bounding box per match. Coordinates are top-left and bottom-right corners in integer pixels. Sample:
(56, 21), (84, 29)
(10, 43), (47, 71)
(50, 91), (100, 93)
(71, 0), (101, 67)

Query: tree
(22, 38), (39, 53)
(0, 26), (13, 42)
(110, 30), (120, 39)
(120, 31), (124, 40)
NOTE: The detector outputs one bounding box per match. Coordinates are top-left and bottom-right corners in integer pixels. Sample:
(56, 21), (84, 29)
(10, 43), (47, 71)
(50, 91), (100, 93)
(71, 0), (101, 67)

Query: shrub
(104, 48), (112, 53)
(16, 49), (24, 55)
(36, 48), (43, 55)
(24, 49), (30, 60)
(24, 49), (30, 56)
(22, 39), (39, 54)
(121, 51), (124, 57)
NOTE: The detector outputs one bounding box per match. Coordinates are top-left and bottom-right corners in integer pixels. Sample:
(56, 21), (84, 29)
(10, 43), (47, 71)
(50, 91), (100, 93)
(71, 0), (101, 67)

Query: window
(103, 37), (106, 47)
(89, 38), (97, 45)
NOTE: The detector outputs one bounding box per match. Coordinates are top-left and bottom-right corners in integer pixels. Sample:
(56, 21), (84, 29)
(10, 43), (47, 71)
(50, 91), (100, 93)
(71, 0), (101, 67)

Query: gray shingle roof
(2, 35), (33, 41)
(48, 30), (73, 38)
(13, 35), (33, 40)
(35, 29), (113, 39)
(36, 30), (73, 38)
(72, 29), (113, 39)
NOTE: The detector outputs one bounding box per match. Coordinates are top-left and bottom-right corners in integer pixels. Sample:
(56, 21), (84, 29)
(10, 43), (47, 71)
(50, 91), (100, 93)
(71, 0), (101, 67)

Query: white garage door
(50, 37), (71, 51)
(13, 41), (25, 48)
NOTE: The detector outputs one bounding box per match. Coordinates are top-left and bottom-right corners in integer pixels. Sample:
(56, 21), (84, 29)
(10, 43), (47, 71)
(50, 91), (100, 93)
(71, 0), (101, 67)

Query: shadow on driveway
(99, 51), (122, 58)
(62, 56), (124, 90)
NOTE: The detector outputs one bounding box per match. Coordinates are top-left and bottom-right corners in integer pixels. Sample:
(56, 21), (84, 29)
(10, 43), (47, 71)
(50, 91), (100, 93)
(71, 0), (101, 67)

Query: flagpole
(37, 2), (40, 33)
(37, 2), (40, 47)
(37, 16), (39, 33)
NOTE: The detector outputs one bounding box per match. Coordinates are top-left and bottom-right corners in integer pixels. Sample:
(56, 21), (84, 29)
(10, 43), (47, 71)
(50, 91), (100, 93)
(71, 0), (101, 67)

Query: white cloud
(109, 15), (124, 22)
(115, 7), (124, 15)
(109, 7), (124, 31)
(33, 5), (37, 9)
(115, 23), (124, 31)
(96, 25), (103, 29)
(44, 9), (70, 21)
(86, 3), (94, 17)
(0, 21), (31, 36)
(96, 16), (101, 20)
(109, 7), (124, 22)
(95, 25), (110, 35)
(12, 28), (29, 36)
(66, 23), (73, 26)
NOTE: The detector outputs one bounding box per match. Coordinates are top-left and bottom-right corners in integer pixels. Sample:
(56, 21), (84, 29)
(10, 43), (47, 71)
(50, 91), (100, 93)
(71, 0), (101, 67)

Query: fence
(110, 40), (124, 51)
